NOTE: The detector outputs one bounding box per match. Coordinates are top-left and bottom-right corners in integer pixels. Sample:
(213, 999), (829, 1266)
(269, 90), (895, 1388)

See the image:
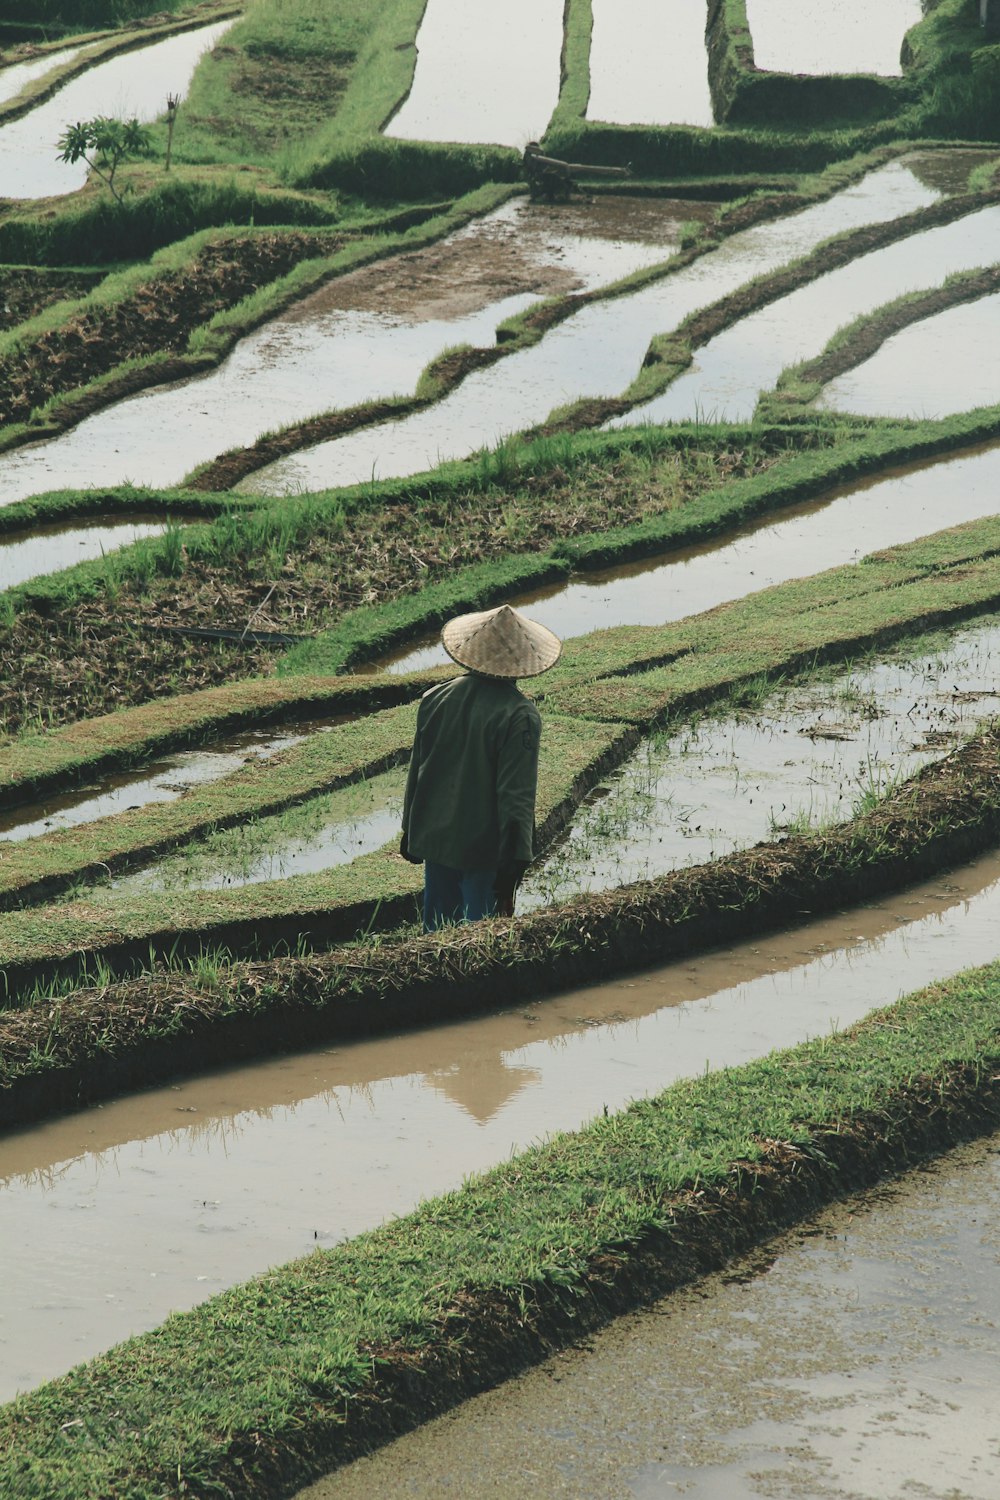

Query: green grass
(4, 950), (1000, 1497)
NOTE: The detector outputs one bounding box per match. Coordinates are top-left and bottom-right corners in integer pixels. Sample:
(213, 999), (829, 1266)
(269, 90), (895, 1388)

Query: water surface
(588, 0), (714, 127)
(3, 849), (1000, 1398)
(386, 0), (563, 146)
(746, 0), (923, 75)
(816, 291), (1000, 420)
(0, 20), (236, 199)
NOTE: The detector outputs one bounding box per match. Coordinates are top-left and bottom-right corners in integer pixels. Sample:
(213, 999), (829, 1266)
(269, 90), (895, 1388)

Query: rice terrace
(1, 0), (1000, 1493)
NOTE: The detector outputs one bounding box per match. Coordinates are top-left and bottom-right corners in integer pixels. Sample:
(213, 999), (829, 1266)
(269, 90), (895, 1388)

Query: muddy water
(246, 161), (940, 495)
(306, 1132), (1000, 1499)
(109, 765), (406, 894)
(4, 849), (1000, 1399)
(0, 516), (167, 592)
(816, 291), (1000, 420)
(98, 617), (1000, 902)
(0, 722), (329, 843)
(587, 0), (714, 127)
(614, 202), (1000, 425)
(746, 0), (922, 75)
(0, 44), (83, 108)
(381, 439), (1000, 675)
(524, 617), (1000, 906)
(0, 20), (236, 200)
(0, 197), (684, 508)
(385, 0), (563, 146)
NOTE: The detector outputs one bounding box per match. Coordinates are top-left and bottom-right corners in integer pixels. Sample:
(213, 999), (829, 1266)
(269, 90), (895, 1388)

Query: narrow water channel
(305, 1130), (1000, 1499)
(381, 438), (1000, 674)
(0, 196), (684, 507)
(587, 0), (714, 127)
(816, 291), (1000, 419)
(0, 721), (327, 843)
(0, 43), (83, 108)
(385, 0), (563, 146)
(0, 516), (167, 592)
(96, 615), (1000, 903)
(3, 847), (1000, 1399)
(244, 160), (940, 495)
(0, 19), (236, 200)
(746, 0), (923, 76)
(611, 203), (1000, 426)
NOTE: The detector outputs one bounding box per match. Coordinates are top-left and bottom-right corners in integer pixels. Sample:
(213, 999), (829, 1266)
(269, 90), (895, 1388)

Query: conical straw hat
(441, 604), (561, 679)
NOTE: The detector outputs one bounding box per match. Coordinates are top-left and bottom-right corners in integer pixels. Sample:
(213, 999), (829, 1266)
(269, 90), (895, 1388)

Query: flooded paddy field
(1, 1), (1000, 1472)
(0, 515), (168, 591)
(386, 0), (563, 146)
(0, 17), (236, 200)
(245, 160), (941, 494)
(4, 844), (1000, 1400)
(81, 614), (1000, 904)
(383, 438), (1000, 674)
(745, 0), (923, 76)
(587, 0), (714, 127)
(613, 201), (1000, 426)
(0, 719), (329, 843)
(309, 1128), (1000, 1499)
(0, 43), (83, 108)
(816, 289), (1000, 419)
(0, 195), (686, 507)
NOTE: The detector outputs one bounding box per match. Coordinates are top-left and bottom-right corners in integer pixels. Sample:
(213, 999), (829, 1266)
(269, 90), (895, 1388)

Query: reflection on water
(386, 0), (563, 146)
(588, 0), (714, 127)
(0, 723), (325, 843)
(524, 618), (1000, 905)
(382, 440), (1000, 674)
(817, 291), (1000, 420)
(0, 517), (167, 592)
(746, 0), (922, 75)
(0, 198), (680, 508)
(3, 848), (1000, 1397)
(0, 20), (236, 199)
(248, 161), (940, 495)
(0, 43), (82, 108)
(615, 203), (1000, 425)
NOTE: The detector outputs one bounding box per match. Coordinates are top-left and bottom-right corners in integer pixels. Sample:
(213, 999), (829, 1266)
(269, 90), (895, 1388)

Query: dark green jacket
(401, 673), (541, 872)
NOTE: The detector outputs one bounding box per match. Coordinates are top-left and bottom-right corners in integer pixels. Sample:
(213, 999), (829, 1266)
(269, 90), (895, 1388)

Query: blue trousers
(423, 861), (497, 931)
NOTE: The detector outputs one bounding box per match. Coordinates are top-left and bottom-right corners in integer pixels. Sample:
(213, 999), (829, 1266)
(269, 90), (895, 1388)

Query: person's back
(399, 605), (561, 929)
(403, 671), (540, 873)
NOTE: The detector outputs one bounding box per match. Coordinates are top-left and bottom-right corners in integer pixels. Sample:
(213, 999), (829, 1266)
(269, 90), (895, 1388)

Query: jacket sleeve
(400, 707), (423, 859)
(495, 703), (541, 869)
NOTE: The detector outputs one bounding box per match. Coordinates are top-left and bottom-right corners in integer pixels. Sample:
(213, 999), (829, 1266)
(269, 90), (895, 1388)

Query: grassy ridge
(5, 949), (1000, 1497)
(1, 714), (999, 1121)
(4, 515), (1000, 981)
(0, 713), (628, 988)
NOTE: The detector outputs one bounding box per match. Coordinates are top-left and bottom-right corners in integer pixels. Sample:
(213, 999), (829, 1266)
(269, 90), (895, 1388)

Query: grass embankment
(1, 711), (999, 1124)
(0, 187), (511, 455)
(3, 408), (1000, 738)
(5, 953), (1000, 1498)
(0, 430), (777, 736)
(762, 263), (1000, 418)
(0, 2), (240, 124)
(5, 512), (1000, 985)
(535, 182), (1000, 435)
(0, 710), (627, 990)
(176, 0), (425, 168)
(0, 0), (200, 43)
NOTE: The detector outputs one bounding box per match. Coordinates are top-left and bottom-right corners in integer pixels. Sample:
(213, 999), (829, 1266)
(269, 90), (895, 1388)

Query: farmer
(400, 603), (561, 930)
